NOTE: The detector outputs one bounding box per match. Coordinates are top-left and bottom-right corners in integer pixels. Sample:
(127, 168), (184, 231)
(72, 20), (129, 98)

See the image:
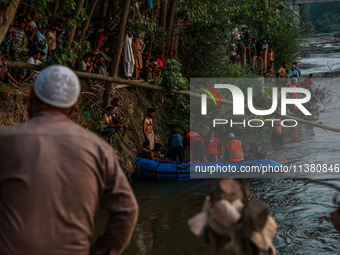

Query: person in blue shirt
(168, 131), (184, 163)
(293, 62), (301, 76)
(34, 26), (48, 57)
(289, 65), (299, 80)
(249, 38), (257, 66)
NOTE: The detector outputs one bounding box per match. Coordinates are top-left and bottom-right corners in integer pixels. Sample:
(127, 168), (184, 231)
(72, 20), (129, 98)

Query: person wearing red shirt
(185, 131), (204, 162)
(204, 131), (223, 162)
(156, 54), (165, 69)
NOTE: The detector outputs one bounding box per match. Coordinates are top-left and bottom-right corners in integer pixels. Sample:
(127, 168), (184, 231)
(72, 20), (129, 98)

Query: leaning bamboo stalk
(6, 61), (340, 132)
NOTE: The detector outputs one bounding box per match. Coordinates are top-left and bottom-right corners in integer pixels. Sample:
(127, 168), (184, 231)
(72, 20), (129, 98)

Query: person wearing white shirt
(23, 51), (42, 83)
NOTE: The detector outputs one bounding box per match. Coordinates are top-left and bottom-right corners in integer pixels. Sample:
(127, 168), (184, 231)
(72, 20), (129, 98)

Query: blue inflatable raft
(136, 157), (282, 181)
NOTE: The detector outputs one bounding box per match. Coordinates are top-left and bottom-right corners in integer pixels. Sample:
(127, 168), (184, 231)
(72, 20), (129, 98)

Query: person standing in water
(271, 118), (286, 144)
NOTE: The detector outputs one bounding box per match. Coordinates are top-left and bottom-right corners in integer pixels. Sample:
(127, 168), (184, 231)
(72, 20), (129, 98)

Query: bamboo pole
(6, 61), (340, 133)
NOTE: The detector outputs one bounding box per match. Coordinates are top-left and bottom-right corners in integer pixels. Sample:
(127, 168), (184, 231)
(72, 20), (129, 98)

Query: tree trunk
(53, 0), (59, 16)
(169, 19), (179, 59)
(113, 0), (119, 14)
(106, 0), (131, 103)
(165, 0), (176, 57)
(159, 0), (167, 29)
(100, 0), (107, 17)
(166, 0), (176, 33)
(106, 0), (112, 21)
(146, 2), (160, 59)
(66, 0), (86, 50)
(108, 0), (121, 28)
(79, 0), (99, 46)
(109, 0), (130, 77)
(159, 0), (167, 55)
(263, 47), (268, 73)
(0, 0), (21, 45)
(174, 25), (179, 59)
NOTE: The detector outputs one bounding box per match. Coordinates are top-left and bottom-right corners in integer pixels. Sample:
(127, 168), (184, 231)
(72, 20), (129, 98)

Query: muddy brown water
(119, 46), (340, 255)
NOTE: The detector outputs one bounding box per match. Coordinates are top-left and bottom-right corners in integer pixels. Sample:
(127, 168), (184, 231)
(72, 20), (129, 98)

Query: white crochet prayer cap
(34, 65), (81, 108)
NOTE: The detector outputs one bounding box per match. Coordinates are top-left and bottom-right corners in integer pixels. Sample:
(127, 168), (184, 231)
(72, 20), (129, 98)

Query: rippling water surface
(123, 43), (340, 255)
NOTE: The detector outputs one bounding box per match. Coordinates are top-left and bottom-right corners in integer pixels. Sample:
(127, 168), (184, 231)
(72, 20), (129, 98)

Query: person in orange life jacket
(223, 133), (245, 162)
(185, 131), (205, 162)
(168, 131), (184, 163)
(204, 131), (223, 162)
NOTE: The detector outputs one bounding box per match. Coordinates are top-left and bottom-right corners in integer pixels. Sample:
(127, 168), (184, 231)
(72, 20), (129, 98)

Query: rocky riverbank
(300, 33), (340, 54)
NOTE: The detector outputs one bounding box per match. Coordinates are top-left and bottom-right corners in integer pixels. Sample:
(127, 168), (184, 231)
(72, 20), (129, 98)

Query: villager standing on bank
(123, 34), (135, 79)
(289, 65), (299, 82)
(143, 108), (156, 150)
(293, 62), (301, 76)
(131, 36), (146, 80)
(0, 65), (138, 255)
(278, 62), (289, 78)
(249, 38), (257, 69)
(267, 47), (275, 67)
(241, 25), (251, 65)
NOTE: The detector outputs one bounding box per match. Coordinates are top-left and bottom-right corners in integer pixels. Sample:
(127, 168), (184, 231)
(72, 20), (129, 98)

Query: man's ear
(68, 103), (78, 116)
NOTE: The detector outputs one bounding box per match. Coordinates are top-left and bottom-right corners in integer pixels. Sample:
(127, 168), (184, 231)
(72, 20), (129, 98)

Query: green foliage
(0, 0), (12, 4)
(79, 8), (89, 23)
(163, 95), (190, 135)
(177, 0), (300, 78)
(87, 107), (105, 132)
(308, 3), (340, 33)
(127, 16), (157, 38)
(160, 59), (189, 90)
(42, 41), (91, 66)
(271, 23), (300, 68)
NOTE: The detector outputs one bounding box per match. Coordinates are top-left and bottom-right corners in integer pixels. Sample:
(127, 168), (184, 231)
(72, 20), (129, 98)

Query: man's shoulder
(1, 115), (109, 147)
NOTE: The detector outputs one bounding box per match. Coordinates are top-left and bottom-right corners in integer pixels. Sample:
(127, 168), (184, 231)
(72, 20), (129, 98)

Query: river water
(123, 41), (340, 254)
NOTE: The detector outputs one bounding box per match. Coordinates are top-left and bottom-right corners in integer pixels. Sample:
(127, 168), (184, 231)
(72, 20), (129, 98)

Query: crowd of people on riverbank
(0, 7), (187, 86)
(231, 25), (320, 103)
(231, 25), (276, 76)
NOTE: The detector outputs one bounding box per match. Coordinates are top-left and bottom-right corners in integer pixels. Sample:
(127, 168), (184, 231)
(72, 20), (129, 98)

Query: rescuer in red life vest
(224, 133), (245, 162)
(185, 131), (204, 162)
(204, 131), (223, 162)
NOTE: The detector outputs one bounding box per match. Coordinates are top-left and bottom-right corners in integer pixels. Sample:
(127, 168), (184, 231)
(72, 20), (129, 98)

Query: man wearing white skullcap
(0, 65), (138, 255)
